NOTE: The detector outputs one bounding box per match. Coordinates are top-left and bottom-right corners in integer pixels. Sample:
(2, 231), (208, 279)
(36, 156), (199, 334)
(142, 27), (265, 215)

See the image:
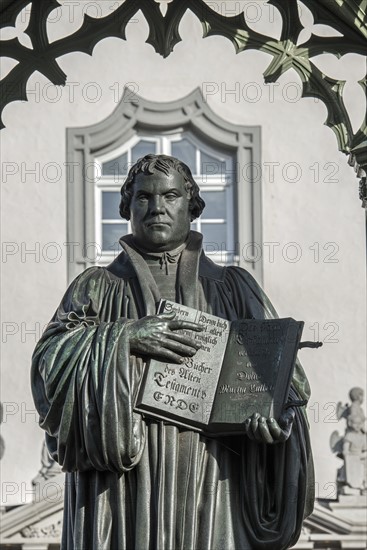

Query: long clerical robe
(31, 231), (314, 550)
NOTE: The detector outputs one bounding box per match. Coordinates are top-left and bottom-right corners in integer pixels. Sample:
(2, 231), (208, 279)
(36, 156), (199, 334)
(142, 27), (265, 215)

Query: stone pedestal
(329, 494), (367, 524)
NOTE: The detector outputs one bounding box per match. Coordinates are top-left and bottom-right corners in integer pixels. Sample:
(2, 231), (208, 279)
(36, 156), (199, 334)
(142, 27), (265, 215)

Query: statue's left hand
(243, 409), (295, 444)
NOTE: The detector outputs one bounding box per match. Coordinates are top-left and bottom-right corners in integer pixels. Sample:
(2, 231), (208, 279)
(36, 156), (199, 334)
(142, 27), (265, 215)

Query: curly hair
(119, 154), (205, 221)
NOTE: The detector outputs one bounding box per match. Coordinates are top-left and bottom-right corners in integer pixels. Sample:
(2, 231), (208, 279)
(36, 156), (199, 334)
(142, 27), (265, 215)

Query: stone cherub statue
(330, 387), (367, 495)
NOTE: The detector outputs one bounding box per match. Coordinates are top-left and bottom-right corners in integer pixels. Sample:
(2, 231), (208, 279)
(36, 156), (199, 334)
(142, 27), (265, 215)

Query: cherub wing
(330, 430), (343, 456)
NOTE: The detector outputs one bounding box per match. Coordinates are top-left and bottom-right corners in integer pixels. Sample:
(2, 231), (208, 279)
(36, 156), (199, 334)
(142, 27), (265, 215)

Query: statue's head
(119, 154), (205, 252)
(119, 154), (205, 222)
(347, 413), (364, 433)
(349, 387), (364, 404)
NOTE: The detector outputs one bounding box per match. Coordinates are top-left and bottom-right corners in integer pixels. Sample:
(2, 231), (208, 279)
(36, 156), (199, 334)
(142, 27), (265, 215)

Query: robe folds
(31, 231), (314, 550)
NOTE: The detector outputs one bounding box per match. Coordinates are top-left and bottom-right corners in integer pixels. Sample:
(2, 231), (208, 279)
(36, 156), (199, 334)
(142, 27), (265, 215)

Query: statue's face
(129, 169), (191, 252)
(348, 417), (363, 432)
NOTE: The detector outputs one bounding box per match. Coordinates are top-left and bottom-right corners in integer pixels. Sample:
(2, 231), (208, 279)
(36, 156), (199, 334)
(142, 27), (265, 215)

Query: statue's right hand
(126, 312), (203, 363)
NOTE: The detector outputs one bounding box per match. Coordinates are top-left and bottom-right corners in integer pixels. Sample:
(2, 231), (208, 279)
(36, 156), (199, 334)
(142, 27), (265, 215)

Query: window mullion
(95, 186), (102, 251)
(196, 148), (200, 176)
(161, 136), (169, 155)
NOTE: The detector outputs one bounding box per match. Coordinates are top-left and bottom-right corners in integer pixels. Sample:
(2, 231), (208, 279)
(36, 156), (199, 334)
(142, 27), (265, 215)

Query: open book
(134, 300), (304, 435)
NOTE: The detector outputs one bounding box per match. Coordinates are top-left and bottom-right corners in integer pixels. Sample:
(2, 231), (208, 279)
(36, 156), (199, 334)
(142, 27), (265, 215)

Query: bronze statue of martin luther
(32, 154), (314, 550)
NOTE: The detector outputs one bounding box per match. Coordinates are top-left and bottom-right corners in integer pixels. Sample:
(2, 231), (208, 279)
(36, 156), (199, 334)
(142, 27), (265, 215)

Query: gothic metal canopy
(1, 0), (366, 204)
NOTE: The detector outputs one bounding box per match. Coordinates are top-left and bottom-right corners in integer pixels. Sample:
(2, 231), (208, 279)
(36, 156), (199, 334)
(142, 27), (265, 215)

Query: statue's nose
(150, 196), (166, 214)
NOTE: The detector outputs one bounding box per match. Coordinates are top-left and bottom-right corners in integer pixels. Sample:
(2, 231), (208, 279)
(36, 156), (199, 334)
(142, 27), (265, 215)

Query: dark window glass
(102, 152), (128, 176)
(102, 223), (128, 250)
(171, 139), (196, 174)
(200, 190), (226, 219)
(201, 222), (227, 247)
(131, 140), (156, 164)
(102, 191), (121, 219)
(201, 151), (226, 176)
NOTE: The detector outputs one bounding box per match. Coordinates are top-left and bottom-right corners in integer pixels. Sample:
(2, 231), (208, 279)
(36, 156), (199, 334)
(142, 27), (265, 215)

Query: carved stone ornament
(21, 520), (62, 539)
(0, 0), (366, 202)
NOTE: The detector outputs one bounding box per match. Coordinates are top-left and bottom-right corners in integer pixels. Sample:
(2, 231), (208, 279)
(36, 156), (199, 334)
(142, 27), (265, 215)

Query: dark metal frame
(1, 0), (366, 204)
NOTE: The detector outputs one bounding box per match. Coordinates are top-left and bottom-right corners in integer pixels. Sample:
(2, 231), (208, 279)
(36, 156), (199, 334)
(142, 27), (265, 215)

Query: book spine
(271, 321), (304, 418)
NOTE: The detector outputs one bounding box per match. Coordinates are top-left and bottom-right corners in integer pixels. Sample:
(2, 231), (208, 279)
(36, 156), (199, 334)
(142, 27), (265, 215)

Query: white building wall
(1, 4), (365, 505)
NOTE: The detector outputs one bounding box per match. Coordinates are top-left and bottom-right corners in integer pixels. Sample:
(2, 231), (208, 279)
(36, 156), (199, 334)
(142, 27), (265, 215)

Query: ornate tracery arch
(1, 0), (366, 204)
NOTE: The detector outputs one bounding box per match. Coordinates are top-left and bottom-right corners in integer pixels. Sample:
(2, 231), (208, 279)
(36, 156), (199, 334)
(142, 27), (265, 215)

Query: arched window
(67, 88), (262, 282)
